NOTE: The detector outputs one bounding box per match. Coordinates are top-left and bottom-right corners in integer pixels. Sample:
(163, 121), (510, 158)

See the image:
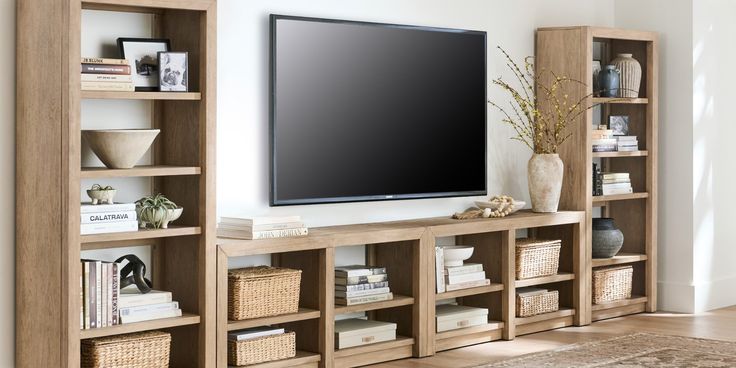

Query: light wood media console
(216, 210), (586, 368)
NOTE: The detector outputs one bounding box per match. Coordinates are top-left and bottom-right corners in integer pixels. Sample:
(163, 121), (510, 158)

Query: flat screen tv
(271, 15), (487, 206)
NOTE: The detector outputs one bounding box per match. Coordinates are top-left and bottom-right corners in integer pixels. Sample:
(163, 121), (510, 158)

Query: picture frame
(592, 60), (602, 96)
(117, 38), (171, 91)
(609, 115), (630, 136)
(158, 52), (188, 92)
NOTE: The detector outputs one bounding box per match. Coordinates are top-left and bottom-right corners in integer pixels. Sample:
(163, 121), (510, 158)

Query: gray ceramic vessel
(592, 218), (624, 258)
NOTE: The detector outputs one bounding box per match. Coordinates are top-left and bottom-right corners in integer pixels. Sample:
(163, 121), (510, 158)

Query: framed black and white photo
(158, 52), (188, 92)
(609, 115), (630, 136)
(117, 38), (171, 91)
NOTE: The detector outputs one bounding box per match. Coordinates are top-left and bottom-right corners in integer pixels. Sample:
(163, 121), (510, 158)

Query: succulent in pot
(135, 193), (183, 229)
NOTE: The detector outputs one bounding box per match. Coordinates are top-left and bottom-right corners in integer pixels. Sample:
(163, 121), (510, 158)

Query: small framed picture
(592, 60), (602, 96)
(609, 115), (630, 136)
(158, 52), (188, 92)
(117, 38), (171, 91)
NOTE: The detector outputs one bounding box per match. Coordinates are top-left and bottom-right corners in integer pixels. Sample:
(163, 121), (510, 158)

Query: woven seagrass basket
(228, 331), (296, 366)
(228, 266), (301, 320)
(515, 238), (561, 280)
(516, 289), (559, 317)
(81, 331), (171, 368)
(592, 265), (633, 304)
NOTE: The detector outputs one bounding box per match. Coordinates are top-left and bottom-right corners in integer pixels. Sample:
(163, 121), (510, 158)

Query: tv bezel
(270, 14), (487, 206)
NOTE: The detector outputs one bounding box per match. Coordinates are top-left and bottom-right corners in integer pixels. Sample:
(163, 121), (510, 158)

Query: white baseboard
(657, 280), (694, 313)
(694, 275), (736, 313)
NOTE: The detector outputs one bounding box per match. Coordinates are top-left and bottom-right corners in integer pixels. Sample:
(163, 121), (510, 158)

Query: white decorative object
(82, 129), (160, 169)
(611, 53), (642, 98)
(441, 245), (474, 267)
(86, 184), (116, 204)
(528, 153), (564, 213)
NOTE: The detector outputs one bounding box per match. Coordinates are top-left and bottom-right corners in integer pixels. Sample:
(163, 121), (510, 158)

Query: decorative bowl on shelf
(82, 129), (160, 169)
(474, 200), (526, 214)
(86, 184), (116, 204)
(441, 245), (474, 267)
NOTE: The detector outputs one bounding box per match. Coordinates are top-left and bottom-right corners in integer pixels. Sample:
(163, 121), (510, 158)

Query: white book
(335, 266), (386, 277)
(81, 210), (137, 224)
(335, 292), (393, 306)
(80, 73), (133, 82)
(617, 146), (640, 152)
(119, 301), (179, 318)
(444, 263), (484, 276)
(219, 215), (301, 226)
(217, 227), (308, 240)
(228, 327), (285, 341)
(602, 173), (630, 179)
(119, 289), (173, 309)
(81, 202), (136, 213)
(602, 187), (634, 196)
(445, 271), (486, 285)
(81, 81), (134, 91)
(119, 308), (182, 324)
(218, 221), (305, 232)
(334, 312), (367, 321)
(435, 247), (445, 293)
(335, 287), (390, 299)
(81, 220), (138, 235)
(601, 182), (632, 189)
(444, 279), (491, 292)
(335, 281), (389, 292)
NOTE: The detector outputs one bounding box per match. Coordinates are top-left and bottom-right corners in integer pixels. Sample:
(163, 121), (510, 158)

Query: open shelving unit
(16, 0), (216, 366)
(536, 26), (658, 324)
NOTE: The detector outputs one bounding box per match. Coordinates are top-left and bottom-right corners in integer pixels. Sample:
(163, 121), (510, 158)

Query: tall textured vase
(612, 53), (642, 98)
(528, 154), (564, 213)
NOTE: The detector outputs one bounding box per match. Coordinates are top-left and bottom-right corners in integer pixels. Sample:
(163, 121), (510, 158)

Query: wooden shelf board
(81, 91), (202, 100)
(515, 273), (574, 288)
(334, 295), (413, 315)
(592, 300), (647, 321)
(592, 97), (649, 104)
(80, 226), (201, 244)
(80, 165), (201, 178)
(593, 192), (649, 205)
(227, 308), (321, 331)
(80, 313), (199, 339)
(592, 253), (648, 267)
(434, 320), (504, 341)
(228, 350), (321, 368)
(515, 308), (575, 326)
(435, 283), (504, 301)
(334, 336), (413, 357)
(592, 295), (648, 311)
(592, 150), (649, 158)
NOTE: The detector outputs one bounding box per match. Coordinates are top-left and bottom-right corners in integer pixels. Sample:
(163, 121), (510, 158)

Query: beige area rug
(476, 333), (736, 367)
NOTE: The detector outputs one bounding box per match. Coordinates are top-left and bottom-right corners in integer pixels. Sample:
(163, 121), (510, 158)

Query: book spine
(336, 281), (389, 292)
(84, 262), (90, 329)
(445, 271), (486, 285)
(81, 57), (129, 65)
(444, 279), (490, 291)
(81, 211), (137, 224)
(592, 145), (617, 152)
(119, 309), (182, 324)
(81, 64), (131, 74)
(602, 187), (634, 195)
(80, 203), (136, 213)
(107, 264), (113, 327)
(81, 81), (135, 92)
(251, 227), (308, 239)
(445, 264), (484, 276)
(119, 302), (180, 317)
(80, 263), (84, 330)
(89, 262), (97, 328)
(336, 274), (388, 285)
(112, 263), (119, 325)
(80, 220), (138, 235)
(335, 267), (386, 277)
(80, 73), (133, 82)
(602, 183), (632, 189)
(335, 287), (390, 298)
(435, 247), (445, 293)
(96, 262), (102, 328)
(100, 263), (107, 328)
(335, 292), (393, 306)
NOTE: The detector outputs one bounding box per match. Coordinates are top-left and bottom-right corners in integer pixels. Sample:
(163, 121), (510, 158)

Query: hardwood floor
(368, 306), (736, 367)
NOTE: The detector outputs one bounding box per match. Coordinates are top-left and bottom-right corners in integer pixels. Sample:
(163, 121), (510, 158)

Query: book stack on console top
(81, 202), (138, 235)
(616, 135), (639, 151)
(600, 172), (633, 196)
(217, 215), (307, 240)
(434, 246), (490, 293)
(81, 57), (134, 92)
(592, 126), (617, 152)
(335, 265), (392, 306)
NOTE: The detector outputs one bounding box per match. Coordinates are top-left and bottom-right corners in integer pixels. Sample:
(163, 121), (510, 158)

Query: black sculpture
(115, 254), (153, 294)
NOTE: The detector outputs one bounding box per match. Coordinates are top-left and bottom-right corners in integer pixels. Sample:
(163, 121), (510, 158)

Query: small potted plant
(135, 193), (183, 229)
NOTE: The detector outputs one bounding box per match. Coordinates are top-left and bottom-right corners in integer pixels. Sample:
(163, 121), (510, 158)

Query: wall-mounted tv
(270, 15), (487, 206)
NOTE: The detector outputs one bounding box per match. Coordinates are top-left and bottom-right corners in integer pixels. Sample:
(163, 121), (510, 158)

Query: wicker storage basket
(516, 289), (559, 317)
(593, 265), (633, 304)
(228, 331), (296, 366)
(515, 238), (561, 279)
(81, 331), (171, 368)
(228, 266), (302, 320)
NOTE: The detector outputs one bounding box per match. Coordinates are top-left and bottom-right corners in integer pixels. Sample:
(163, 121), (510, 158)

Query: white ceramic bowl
(82, 129), (160, 169)
(442, 245), (474, 267)
(474, 200), (526, 214)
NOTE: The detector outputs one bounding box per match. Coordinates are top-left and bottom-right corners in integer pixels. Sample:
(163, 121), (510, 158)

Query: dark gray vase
(592, 218), (624, 258)
(598, 65), (620, 97)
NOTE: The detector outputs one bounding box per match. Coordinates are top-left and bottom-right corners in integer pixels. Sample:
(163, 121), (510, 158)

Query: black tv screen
(271, 15), (487, 205)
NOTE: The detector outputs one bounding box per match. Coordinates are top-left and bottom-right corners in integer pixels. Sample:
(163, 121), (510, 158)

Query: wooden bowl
(82, 129), (160, 169)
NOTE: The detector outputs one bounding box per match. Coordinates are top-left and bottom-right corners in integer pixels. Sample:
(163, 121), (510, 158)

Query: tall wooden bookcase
(535, 26), (658, 323)
(16, 0), (216, 367)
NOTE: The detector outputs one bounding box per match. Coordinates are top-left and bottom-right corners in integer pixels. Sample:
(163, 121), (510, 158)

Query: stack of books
(592, 127), (617, 152)
(601, 172), (633, 195)
(81, 57), (134, 92)
(616, 136), (639, 151)
(335, 266), (392, 306)
(80, 259), (120, 329)
(81, 202), (138, 235)
(434, 247), (490, 293)
(118, 289), (181, 324)
(217, 215), (307, 240)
